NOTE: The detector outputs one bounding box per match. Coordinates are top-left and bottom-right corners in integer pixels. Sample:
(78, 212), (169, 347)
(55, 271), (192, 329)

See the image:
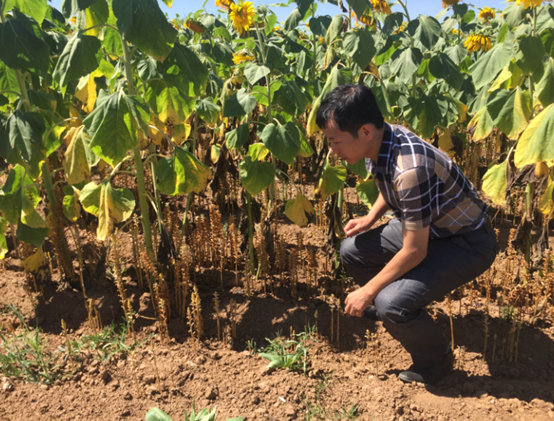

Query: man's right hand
(344, 215), (373, 237)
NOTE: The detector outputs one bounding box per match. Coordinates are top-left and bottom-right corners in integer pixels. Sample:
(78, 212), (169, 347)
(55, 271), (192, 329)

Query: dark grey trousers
(340, 218), (498, 367)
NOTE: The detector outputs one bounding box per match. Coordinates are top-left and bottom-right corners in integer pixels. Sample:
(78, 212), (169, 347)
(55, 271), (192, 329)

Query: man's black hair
(316, 84), (384, 136)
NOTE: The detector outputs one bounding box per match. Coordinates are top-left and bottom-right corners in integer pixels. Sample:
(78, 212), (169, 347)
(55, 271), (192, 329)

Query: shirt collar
(366, 123), (394, 176)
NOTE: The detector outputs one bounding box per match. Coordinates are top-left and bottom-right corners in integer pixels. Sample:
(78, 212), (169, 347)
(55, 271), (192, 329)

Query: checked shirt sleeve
(394, 166), (440, 231)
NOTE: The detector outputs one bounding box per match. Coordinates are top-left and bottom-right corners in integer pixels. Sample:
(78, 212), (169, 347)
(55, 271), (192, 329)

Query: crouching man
(316, 84), (497, 384)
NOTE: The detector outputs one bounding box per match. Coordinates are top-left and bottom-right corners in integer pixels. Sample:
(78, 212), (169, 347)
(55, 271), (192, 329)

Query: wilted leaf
(482, 160), (508, 206)
(20, 247), (46, 273)
(157, 145), (211, 195)
(285, 193), (314, 227)
(64, 125), (98, 185)
(514, 103), (554, 168)
(356, 178), (379, 208)
(315, 160), (347, 200)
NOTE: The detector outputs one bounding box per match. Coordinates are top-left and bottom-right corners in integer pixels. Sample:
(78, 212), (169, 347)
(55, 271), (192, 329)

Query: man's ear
(359, 124), (374, 140)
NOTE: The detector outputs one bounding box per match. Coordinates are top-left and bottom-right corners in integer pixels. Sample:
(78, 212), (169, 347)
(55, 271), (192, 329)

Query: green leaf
(5, 111), (46, 179)
(0, 11), (50, 75)
(482, 160), (507, 206)
(85, 0), (109, 37)
(16, 221), (48, 248)
(252, 83), (280, 107)
(309, 16), (331, 37)
(223, 88), (257, 118)
(102, 6), (122, 57)
(27, 90), (56, 111)
(487, 88), (532, 139)
(166, 43), (209, 96)
(315, 160), (346, 200)
(299, 137), (314, 158)
(514, 103), (554, 168)
(429, 53), (463, 91)
(83, 91), (150, 166)
(0, 216), (8, 259)
(145, 407), (172, 421)
(61, 0), (99, 19)
(469, 41), (513, 90)
(62, 185), (81, 222)
(356, 178), (379, 208)
(244, 63), (271, 85)
(542, 28), (554, 58)
(225, 124), (250, 150)
(347, 159), (368, 179)
(0, 61), (19, 101)
(283, 8), (303, 32)
(145, 80), (194, 125)
(274, 80), (307, 116)
(247, 143), (270, 162)
(239, 155), (275, 197)
(414, 15), (442, 50)
(260, 123), (300, 165)
(515, 36), (545, 75)
(325, 14), (343, 46)
(53, 32), (101, 87)
(390, 48), (422, 84)
(80, 180), (135, 241)
(195, 98), (220, 125)
(63, 126), (98, 185)
(469, 107), (494, 141)
(345, 0), (370, 21)
(343, 29), (375, 71)
(4, 0), (49, 23)
(537, 58), (554, 107)
(285, 193), (314, 227)
(113, 0), (177, 62)
(157, 145), (211, 196)
(0, 165), (41, 226)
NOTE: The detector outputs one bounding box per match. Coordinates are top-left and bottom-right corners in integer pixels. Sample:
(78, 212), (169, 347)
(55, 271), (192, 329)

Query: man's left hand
(344, 287), (374, 317)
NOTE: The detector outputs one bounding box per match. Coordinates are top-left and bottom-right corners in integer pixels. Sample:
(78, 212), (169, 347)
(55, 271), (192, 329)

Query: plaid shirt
(366, 124), (487, 238)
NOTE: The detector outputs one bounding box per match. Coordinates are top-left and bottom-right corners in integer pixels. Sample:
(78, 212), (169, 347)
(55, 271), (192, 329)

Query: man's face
(322, 119), (371, 165)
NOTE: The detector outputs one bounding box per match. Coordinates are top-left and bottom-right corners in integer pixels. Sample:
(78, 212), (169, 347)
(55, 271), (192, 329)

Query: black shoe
(398, 350), (454, 384)
(363, 305), (380, 321)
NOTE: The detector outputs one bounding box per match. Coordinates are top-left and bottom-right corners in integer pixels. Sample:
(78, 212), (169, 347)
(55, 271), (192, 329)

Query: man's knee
(340, 236), (358, 265)
(373, 288), (418, 324)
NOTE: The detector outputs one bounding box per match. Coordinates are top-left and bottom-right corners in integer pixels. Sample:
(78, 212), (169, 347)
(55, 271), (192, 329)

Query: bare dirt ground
(1, 195), (554, 421)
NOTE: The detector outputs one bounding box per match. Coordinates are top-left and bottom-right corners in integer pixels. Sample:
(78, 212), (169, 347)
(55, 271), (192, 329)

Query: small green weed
(302, 372), (360, 420)
(253, 324), (317, 375)
(146, 402), (245, 421)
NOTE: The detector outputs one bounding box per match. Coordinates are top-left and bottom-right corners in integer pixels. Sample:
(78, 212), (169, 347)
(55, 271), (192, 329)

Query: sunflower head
(452, 28), (465, 37)
(464, 34), (492, 53)
(215, 0), (234, 12)
(516, 0), (551, 8)
(185, 20), (205, 34)
(371, 0), (392, 14)
(441, 0), (460, 7)
(478, 7), (496, 22)
(232, 53), (255, 65)
(230, 1), (256, 35)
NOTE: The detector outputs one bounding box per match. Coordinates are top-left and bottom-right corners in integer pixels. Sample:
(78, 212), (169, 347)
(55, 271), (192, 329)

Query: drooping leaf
(390, 48), (423, 84)
(16, 221), (48, 248)
(306, 95), (322, 136)
(514, 103), (554, 168)
(62, 185), (81, 222)
(145, 80), (194, 125)
(260, 123), (300, 165)
(0, 165), (41, 226)
(428, 52), (464, 91)
(195, 98), (221, 125)
(537, 58), (554, 107)
(84, 0), (109, 37)
(468, 107), (494, 141)
(315, 160), (347, 200)
(223, 88), (257, 118)
(165, 43), (209, 95)
(285, 193), (314, 227)
(343, 29), (375, 71)
(482, 160), (508, 206)
(347, 158), (368, 179)
(345, 0), (370, 21)
(53, 32), (102, 86)
(83, 91), (150, 166)
(273, 80), (307, 116)
(20, 247), (46, 273)
(239, 155), (275, 197)
(5, 111), (46, 179)
(157, 145), (211, 196)
(487, 88), (532, 139)
(75, 69), (103, 114)
(225, 124), (250, 150)
(0, 11), (50, 75)
(325, 14), (343, 46)
(244, 63), (271, 85)
(60, 0), (99, 18)
(112, 0), (178, 62)
(102, 6), (123, 57)
(356, 178), (379, 208)
(63, 125), (98, 185)
(469, 41), (514, 90)
(0, 61), (19, 101)
(79, 180), (136, 241)
(414, 15), (442, 50)
(0, 216), (8, 259)
(515, 35), (545, 75)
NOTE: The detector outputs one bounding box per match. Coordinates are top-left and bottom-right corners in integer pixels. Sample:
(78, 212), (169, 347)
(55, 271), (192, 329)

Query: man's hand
(344, 216), (373, 237)
(344, 287), (375, 317)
